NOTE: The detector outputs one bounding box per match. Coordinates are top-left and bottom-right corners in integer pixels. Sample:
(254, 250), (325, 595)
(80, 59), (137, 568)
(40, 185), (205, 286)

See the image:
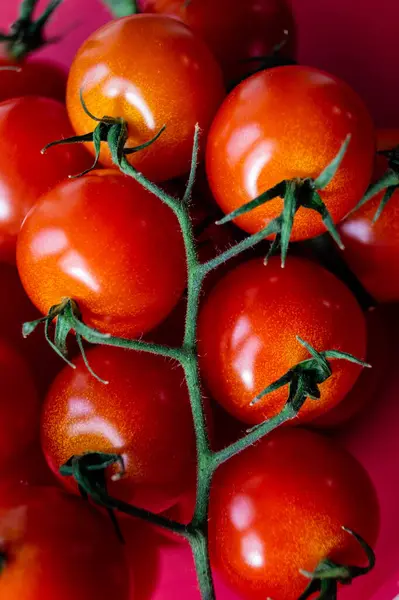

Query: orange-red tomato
(0, 96), (91, 263)
(0, 338), (40, 467)
(17, 170), (186, 339)
(137, 0), (296, 83)
(209, 428), (379, 600)
(340, 131), (399, 302)
(198, 257), (366, 425)
(0, 58), (66, 103)
(0, 486), (129, 600)
(206, 66), (375, 241)
(67, 14), (225, 181)
(41, 346), (196, 513)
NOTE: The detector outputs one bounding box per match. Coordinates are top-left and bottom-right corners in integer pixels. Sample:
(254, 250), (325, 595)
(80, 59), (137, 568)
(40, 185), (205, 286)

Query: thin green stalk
(189, 530), (215, 600)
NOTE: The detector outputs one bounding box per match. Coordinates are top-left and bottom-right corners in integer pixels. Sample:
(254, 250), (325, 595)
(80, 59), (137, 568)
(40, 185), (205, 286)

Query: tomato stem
(100, 0), (139, 17)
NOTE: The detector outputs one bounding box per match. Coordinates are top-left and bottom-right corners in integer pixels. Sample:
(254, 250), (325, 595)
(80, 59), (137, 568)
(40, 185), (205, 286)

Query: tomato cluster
(0, 0), (395, 599)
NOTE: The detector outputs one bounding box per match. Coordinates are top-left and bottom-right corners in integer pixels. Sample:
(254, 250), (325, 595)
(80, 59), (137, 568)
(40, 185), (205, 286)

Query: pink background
(1, 1), (399, 599)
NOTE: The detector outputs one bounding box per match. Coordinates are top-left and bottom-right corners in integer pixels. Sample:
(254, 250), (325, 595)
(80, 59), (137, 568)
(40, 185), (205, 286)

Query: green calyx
(251, 336), (370, 413)
(0, 0), (63, 61)
(298, 527), (375, 600)
(217, 135), (351, 267)
(101, 0), (139, 18)
(42, 91), (166, 178)
(353, 144), (399, 221)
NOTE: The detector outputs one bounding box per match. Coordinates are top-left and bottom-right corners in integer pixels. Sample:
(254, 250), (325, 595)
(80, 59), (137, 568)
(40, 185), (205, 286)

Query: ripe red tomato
(340, 132), (399, 302)
(209, 428), (379, 600)
(0, 485), (129, 600)
(0, 264), (71, 394)
(198, 257), (366, 425)
(206, 66), (375, 241)
(41, 345), (196, 513)
(67, 14), (225, 181)
(17, 170), (186, 338)
(0, 96), (91, 263)
(137, 0), (296, 83)
(0, 337), (40, 467)
(0, 57), (66, 103)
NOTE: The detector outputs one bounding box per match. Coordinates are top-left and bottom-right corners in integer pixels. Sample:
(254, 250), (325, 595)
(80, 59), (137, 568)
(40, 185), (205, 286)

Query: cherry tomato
(67, 14), (225, 181)
(313, 306), (392, 428)
(137, 0), (296, 83)
(41, 345), (196, 513)
(0, 57), (66, 103)
(0, 485), (129, 600)
(0, 337), (40, 467)
(0, 96), (91, 263)
(209, 428), (379, 600)
(340, 133), (399, 302)
(0, 263), (71, 394)
(198, 257), (366, 425)
(206, 65), (375, 241)
(17, 170), (186, 338)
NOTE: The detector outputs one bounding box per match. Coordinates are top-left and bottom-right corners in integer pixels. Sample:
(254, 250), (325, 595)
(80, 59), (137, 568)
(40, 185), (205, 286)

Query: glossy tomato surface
(137, 0), (296, 83)
(0, 58), (66, 103)
(0, 96), (91, 263)
(198, 257), (366, 425)
(41, 345), (196, 513)
(0, 338), (40, 467)
(209, 428), (379, 600)
(17, 170), (186, 338)
(67, 14), (225, 181)
(206, 65), (375, 241)
(0, 485), (129, 600)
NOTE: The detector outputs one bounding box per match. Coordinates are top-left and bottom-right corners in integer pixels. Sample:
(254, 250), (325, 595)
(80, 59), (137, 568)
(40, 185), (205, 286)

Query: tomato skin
(209, 428), (379, 600)
(67, 14), (225, 182)
(0, 96), (92, 263)
(17, 170), (186, 338)
(198, 257), (366, 425)
(339, 133), (399, 302)
(41, 345), (196, 513)
(0, 485), (129, 600)
(0, 338), (40, 467)
(0, 58), (66, 103)
(137, 0), (296, 83)
(206, 66), (375, 241)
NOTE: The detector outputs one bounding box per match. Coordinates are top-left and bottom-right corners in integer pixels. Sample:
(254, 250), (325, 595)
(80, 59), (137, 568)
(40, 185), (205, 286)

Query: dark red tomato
(0, 338), (40, 467)
(198, 257), (366, 425)
(0, 96), (91, 263)
(313, 306), (391, 428)
(137, 0), (296, 83)
(206, 66), (375, 241)
(340, 132), (399, 302)
(0, 442), (56, 491)
(209, 428), (379, 600)
(0, 57), (66, 103)
(67, 14), (225, 182)
(0, 485), (129, 600)
(0, 263), (71, 394)
(17, 170), (186, 339)
(41, 345), (196, 513)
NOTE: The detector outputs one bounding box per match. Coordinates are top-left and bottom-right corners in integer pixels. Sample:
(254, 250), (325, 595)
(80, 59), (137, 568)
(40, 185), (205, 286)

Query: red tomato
(0, 263), (71, 394)
(137, 0), (296, 83)
(339, 133), (399, 302)
(17, 170), (186, 338)
(198, 257), (366, 425)
(0, 338), (40, 467)
(0, 96), (91, 263)
(0, 57), (66, 103)
(67, 14), (225, 181)
(209, 428), (379, 600)
(41, 345), (196, 513)
(312, 306), (391, 428)
(206, 66), (375, 241)
(0, 442), (56, 491)
(0, 485), (129, 600)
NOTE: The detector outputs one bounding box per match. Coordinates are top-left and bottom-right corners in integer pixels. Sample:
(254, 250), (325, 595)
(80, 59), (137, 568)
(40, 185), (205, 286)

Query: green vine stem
(28, 110), (375, 599)
(0, 0), (63, 60)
